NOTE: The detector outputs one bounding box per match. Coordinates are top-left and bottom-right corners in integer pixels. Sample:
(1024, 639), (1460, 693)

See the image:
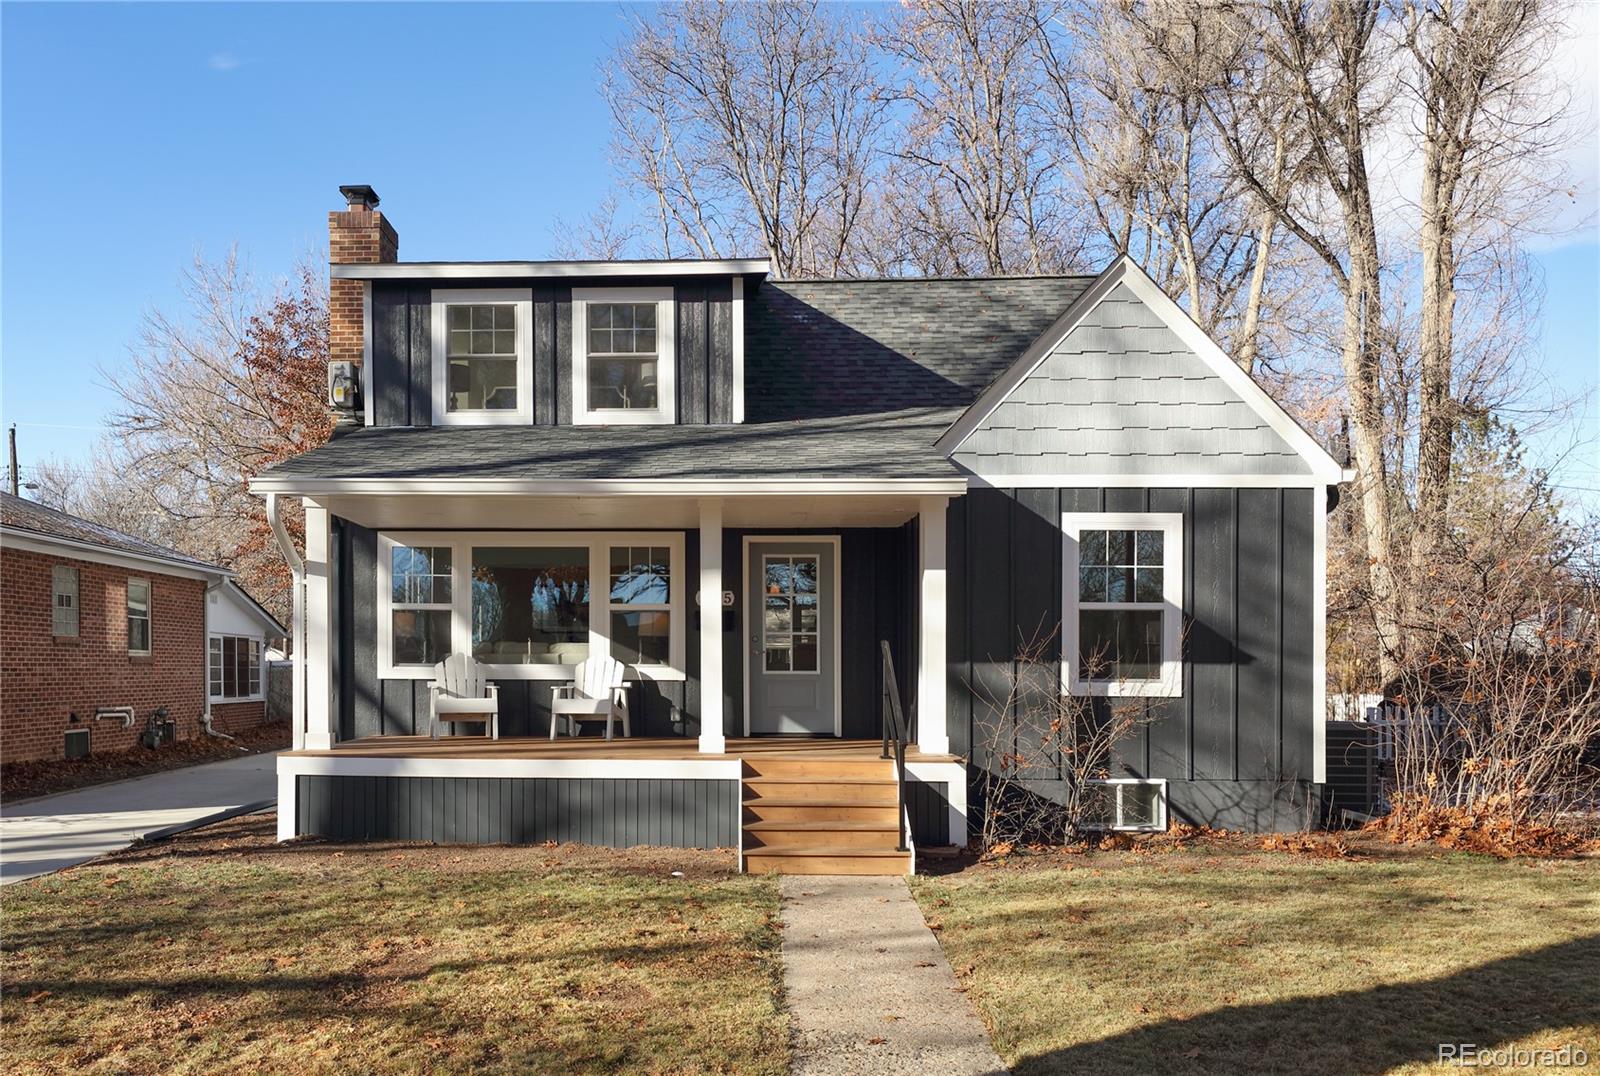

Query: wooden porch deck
(284, 735), (957, 764)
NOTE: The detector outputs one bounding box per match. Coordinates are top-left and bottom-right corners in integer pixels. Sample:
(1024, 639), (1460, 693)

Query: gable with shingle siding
(953, 283), (1310, 477)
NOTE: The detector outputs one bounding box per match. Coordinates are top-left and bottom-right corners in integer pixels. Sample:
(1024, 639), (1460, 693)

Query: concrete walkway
(780, 875), (1007, 1075)
(0, 751), (278, 884)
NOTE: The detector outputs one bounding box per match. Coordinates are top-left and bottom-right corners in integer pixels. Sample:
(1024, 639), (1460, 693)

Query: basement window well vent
(64, 728), (90, 759)
(1081, 779), (1168, 832)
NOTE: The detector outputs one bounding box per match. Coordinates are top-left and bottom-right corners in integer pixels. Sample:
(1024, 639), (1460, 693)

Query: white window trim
(571, 286), (677, 426)
(51, 564), (79, 637)
(1061, 512), (1183, 698)
(1079, 778), (1169, 832)
(127, 577), (152, 656)
(209, 633), (265, 702)
(430, 288), (534, 426)
(377, 531), (687, 682)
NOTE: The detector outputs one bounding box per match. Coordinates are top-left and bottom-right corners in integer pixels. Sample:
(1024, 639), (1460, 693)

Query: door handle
(751, 635), (761, 656)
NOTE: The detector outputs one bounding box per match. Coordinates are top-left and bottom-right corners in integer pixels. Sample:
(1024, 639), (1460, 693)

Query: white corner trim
(731, 277), (746, 424)
(906, 761), (968, 846)
(1313, 490), (1328, 784)
(571, 286), (677, 426)
(936, 256), (1344, 482)
(741, 535), (844, 738)
(332, 259), (771, 281)
(1061, 511), (1184, 698)
(277, 769), (297, 841)
(429, 288), (534, 426)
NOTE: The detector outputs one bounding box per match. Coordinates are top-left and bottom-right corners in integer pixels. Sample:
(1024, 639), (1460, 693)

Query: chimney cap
(339, 184), (380, 210)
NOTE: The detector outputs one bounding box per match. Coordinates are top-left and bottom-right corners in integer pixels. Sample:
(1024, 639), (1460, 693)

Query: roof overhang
(248, 476), (965, 497)
(935, 255), (1347, 484)
(331, 259), (772, 282)
(0, 527), (233, 583)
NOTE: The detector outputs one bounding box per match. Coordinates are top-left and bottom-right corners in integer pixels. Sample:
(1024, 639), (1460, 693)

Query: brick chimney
(328, 185), (398, 426)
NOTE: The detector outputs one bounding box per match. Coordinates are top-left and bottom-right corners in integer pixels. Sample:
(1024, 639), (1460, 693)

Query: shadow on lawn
(1014, 933), (1600, 1076)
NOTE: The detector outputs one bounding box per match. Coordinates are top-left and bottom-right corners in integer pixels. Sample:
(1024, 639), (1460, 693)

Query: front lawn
(913, 842), (1600, 1075)
(1, 816), (787, 1075)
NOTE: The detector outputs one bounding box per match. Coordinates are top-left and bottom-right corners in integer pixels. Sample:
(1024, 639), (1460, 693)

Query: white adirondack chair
(429, 654), (500, 739)
(550, 655), (630, 740)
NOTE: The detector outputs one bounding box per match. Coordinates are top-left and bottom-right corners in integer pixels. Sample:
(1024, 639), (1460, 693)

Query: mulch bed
(1, 723), (290, 802)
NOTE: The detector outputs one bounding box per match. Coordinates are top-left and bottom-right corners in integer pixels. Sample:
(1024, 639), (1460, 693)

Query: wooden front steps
(740, 754), (910, 875)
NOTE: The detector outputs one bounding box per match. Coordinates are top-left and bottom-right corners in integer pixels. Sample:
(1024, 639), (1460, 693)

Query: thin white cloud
(207, 52), (242, 72)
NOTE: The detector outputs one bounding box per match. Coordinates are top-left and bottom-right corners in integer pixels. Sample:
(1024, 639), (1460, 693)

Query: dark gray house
(255, 187), (1345, 873)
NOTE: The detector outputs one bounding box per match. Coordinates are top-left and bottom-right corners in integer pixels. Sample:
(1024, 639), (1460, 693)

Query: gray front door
(747, 541), (837, 735)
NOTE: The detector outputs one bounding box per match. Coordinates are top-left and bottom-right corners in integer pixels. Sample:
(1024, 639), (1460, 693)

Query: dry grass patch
(913, 846), (1600, 1075)
(1, 816), (786, 1075)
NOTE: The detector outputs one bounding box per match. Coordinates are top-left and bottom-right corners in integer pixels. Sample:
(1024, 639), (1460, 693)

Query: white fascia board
(333, 259), (772, 281)
(963, 472), (1328, 489)
(0, 528), (232, 583)
(249, 476), (969, 497)
(278, 753), (744, 781)
(936, 255), (1345, 482)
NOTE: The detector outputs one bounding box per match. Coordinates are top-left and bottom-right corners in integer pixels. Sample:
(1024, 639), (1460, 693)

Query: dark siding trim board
(297, 774), (739, 849)
(368, 279), (735, 428)
(907, 780), (950, 846)
(949, 485), (1320, 833)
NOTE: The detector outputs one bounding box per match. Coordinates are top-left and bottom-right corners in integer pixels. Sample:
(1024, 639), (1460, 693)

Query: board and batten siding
(296, 775), (738, 848)
(952, 282), (1310, 477)
(947, 485), (1319, 831)
(369, 278), (736, 427)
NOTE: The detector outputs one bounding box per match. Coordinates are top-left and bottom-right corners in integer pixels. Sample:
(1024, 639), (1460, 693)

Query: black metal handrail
(879, 640), (910, 853)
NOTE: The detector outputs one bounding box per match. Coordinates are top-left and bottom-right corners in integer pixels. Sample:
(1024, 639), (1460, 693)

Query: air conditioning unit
(63, 728), (90, 759)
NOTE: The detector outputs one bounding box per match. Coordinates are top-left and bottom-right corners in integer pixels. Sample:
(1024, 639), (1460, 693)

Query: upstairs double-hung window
(573, 288), (675, 424)
(431, 289), (532, 424)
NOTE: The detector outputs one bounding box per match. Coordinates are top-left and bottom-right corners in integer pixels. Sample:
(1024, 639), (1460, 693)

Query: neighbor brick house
(0, 493), (284, 762)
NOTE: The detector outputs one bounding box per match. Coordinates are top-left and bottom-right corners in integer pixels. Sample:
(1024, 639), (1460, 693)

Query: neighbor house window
(127, 578), (151, 655)
(209, 636), (262, 699)
(1081, 779), (1168, 831)
(51, 565), (78, 637)
(471, 546), (590, 666)
(572, 287), (675, 425)
(388, 545), (452, 667)
(1062, 513), (1182, 697)
(430, 289), (532, 425)
(378, 532), (685, 680)
(608, 545), (672, 666)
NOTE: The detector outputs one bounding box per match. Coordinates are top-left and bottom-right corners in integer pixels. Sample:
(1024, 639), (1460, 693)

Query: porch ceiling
(310, 491), (942, 529)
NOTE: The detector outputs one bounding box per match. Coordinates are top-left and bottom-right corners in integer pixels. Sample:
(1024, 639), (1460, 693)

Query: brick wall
(1, 548), (206, 762)
(328, 206), (398, 370)
(209, 699), (270, 735)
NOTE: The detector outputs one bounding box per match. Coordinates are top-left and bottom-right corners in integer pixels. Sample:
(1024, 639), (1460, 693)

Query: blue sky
(2, 2), (1596, 508)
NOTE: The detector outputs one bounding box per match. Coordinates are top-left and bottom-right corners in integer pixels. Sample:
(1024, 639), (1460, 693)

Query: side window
(1062, 514), (1182, 697)
(387, 545), (453, 667)
(127, 579), (152, 655)
(52, 565), (79, 637)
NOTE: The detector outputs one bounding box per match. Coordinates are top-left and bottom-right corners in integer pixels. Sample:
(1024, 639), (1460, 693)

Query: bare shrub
(970, 628), (1163, 851)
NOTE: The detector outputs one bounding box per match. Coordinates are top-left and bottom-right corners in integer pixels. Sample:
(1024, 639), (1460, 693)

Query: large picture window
(430, 289), (532, 425)
(210, 635), (263, 699)
(1062, 513), (1182, 697)
(572, 287), (675, 425)
(378, 532), (685, 681)
(472, 546), (590, 666)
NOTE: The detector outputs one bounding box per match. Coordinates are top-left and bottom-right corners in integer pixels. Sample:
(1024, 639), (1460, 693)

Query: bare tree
(880, 0), (1085, 276)
(603, 0), (884, 276)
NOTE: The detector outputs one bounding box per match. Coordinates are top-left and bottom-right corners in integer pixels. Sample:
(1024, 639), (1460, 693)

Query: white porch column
(302, 500), (335, 752)
(917, 496), (951, 755)
(698, 498), (726, 754)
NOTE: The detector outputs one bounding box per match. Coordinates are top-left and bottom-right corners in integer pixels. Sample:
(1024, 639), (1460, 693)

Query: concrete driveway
(0, 751), (279, 884)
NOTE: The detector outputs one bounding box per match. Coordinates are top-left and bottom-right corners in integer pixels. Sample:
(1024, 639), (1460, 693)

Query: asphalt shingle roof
(262, 407), (965, 483)
(745, 277), (1094, 420)
(0, 492), (227, 573)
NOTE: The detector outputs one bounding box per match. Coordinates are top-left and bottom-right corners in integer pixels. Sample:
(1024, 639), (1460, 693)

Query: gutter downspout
(265, 493), (306, 752)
